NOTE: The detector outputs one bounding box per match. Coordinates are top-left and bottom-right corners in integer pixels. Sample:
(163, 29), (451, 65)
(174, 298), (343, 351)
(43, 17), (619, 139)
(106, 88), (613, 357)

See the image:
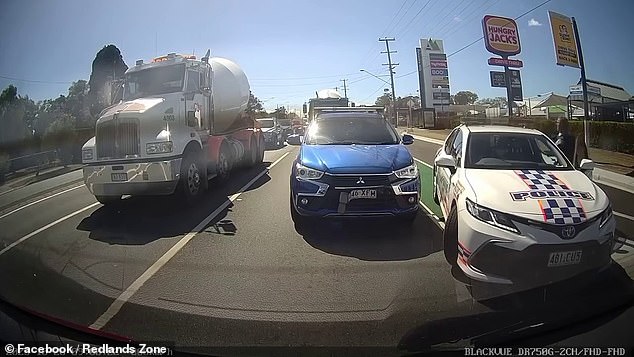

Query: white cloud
(453, 16), (462, 22)
(528, 18), (542, 27)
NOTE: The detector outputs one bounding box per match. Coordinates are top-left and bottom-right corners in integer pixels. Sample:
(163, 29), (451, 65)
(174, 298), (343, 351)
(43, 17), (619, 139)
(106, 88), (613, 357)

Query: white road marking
(614, 211), (634, 222)
(0, 202), (100, 257)
(0, 185), (84, 220)
(90, 151), (291, 330)
(409, 133), (444, 146)
(419, 200), (445, 230)
(413, 157), (432, 169)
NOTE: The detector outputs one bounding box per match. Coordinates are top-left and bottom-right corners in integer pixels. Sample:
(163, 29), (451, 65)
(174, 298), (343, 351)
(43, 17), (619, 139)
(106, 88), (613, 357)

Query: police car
(433, 125), (616, 285)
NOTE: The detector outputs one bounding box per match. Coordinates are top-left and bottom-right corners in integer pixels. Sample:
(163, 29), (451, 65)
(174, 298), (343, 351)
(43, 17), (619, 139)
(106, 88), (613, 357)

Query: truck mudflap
(83, 157), (182, 196)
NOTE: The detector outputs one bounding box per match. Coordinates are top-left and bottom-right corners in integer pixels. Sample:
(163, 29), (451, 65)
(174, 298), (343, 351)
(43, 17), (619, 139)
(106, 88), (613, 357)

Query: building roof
(575, 79), (632, 102)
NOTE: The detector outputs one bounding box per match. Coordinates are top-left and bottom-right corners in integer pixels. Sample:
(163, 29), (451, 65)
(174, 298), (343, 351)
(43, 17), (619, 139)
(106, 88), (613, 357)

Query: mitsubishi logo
(561, 226), (576, 239)
(356, 177), (365, 185)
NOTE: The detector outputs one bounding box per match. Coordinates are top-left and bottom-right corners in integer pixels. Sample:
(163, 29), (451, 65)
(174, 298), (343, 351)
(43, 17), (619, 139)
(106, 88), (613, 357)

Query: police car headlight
(466, 198), (520, 234)
(296, 163), (324, 180)
(599, 205), (613, 229)
(395, 163), (418, 179)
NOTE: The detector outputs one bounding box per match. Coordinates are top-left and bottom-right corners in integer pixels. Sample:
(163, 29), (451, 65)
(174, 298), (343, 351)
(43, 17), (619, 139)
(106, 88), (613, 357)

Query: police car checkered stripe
(539, 198), (587, 225)
(515, 170), (587, 225)
(515, 169), (570, 190)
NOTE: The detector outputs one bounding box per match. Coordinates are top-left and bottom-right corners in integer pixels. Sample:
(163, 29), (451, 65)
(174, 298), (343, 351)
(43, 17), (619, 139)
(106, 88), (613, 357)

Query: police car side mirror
(436, 154), (456, 174)
(579, 159), (595, 170)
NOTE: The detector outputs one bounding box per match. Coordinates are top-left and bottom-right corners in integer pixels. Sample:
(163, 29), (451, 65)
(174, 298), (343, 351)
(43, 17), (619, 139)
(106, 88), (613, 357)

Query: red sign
(488, 57), (524, 67)
(430, 60), (447, 68)
(482, 15), (521, 56)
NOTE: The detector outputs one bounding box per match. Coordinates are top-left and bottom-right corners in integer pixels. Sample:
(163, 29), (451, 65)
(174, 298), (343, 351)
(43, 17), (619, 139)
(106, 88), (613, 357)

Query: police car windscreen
(305, 117), (398, 145)
(465, 133), (572, 170)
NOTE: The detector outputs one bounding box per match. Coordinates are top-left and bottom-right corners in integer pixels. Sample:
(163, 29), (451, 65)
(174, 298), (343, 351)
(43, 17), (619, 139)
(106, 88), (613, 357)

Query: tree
(453, 91), (479, 105)
(246, 91), (264, 115)
(0, 85), (17, 105)
(66, 80), (91, 127)
(478, 97), (507, 107)
(87, 44), (128, 116)
(272, 106), (288, 119)
(375, 92), (391, 107)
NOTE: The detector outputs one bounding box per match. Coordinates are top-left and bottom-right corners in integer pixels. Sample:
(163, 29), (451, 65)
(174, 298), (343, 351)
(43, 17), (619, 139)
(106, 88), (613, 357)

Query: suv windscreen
(305, 116), (399, 145)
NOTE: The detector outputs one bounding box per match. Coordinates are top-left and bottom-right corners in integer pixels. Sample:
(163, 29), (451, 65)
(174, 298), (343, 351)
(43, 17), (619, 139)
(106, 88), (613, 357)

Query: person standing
(555, 118), (575, 159)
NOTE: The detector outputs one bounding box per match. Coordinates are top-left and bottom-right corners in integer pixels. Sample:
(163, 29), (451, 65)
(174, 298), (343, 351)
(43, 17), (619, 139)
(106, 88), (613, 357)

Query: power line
(0, 75), (74, 85)
(250, 72), (363, 81)
(393, 0), (434, 39)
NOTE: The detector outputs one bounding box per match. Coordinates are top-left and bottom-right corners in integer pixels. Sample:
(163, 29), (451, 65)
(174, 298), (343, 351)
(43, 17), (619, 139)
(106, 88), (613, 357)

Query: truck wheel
(180, 152), (205, 203)
(256, 136), (265, 164)
(444, 205), (459, 267)
(95, 195), (121, 206)
(216, 144), (231, 183)
(247, 137), (257, 167)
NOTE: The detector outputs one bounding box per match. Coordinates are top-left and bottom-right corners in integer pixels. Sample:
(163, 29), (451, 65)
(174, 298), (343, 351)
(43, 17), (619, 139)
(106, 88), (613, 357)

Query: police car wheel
(443, 205), (459, 267)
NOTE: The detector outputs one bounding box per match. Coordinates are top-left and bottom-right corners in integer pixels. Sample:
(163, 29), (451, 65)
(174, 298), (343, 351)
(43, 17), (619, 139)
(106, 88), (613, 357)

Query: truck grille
(96, 117), (140, 159)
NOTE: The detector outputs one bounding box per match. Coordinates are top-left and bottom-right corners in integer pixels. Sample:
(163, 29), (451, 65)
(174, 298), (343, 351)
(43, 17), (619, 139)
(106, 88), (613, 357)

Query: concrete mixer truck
(81, 51), (265, 204)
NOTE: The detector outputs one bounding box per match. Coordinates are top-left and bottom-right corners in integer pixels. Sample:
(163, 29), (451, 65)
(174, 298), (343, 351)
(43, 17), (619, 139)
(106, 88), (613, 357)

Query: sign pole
(572, 17), (589, 147)
(503, 55), (513, 117)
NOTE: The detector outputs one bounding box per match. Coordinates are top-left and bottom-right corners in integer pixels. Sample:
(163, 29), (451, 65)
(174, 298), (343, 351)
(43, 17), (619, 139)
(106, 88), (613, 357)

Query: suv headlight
(296, 163), (324, 180)
(466, 198), (520, 234)
(599, 205), (613, 229)
(146, 141), (173, 154)
(394, 163), (418, 179)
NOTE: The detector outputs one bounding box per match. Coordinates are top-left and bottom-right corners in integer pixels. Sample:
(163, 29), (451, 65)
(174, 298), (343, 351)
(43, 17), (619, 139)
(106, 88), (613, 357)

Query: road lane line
(413, 157), (432, 168)
(0, 202), (100, 257)
(409, 133), (444, 146)
(90, 151), (291, 330)
(419, 200), (445, 230)
(614, 211), (634, 222)
(0, 185), (85, 220)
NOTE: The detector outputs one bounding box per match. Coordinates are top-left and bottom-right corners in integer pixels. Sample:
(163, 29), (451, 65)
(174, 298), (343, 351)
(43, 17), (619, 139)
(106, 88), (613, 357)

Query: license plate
(111, 173), (128, 182)
(349, 189), (377, 200)
(547, 250), (582, 267)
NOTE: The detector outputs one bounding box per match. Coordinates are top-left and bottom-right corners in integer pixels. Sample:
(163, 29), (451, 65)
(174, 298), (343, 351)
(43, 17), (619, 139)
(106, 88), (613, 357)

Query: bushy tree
(87, 44), (128, 116)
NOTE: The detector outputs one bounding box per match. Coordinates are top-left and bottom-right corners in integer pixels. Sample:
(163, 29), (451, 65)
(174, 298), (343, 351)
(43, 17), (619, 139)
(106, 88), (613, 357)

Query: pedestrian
(554, 118), (575, 160)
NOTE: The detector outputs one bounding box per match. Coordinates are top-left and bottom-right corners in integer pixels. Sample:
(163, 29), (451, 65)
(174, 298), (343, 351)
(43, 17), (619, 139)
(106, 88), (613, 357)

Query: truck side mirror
(201, 87), (211, 96)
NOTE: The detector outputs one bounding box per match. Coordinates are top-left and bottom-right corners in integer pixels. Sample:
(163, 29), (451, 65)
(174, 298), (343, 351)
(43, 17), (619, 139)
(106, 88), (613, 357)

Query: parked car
(433, 125), (616, 286)
(257, 117), (283, 148)
(290, 112), (419, 230)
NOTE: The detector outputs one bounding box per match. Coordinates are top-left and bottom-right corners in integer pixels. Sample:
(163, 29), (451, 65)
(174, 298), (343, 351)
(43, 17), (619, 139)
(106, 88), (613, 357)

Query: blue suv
(290, 112), (419, 228)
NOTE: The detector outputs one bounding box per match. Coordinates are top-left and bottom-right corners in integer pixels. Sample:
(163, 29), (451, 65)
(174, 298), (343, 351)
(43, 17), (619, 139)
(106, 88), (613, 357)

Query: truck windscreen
(123, 64), (185, 100)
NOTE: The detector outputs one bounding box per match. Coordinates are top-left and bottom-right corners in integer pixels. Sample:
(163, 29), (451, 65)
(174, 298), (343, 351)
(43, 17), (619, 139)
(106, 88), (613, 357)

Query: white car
(433, 125), (616, 285)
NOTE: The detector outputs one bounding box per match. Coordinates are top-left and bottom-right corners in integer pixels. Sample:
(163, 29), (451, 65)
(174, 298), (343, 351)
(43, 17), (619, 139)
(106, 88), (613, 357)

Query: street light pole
(379, 37), (398, 127)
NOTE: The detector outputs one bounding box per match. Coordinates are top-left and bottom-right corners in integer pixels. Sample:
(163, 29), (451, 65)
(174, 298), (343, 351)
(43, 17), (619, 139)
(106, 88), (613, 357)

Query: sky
(1, 0), (633, 113)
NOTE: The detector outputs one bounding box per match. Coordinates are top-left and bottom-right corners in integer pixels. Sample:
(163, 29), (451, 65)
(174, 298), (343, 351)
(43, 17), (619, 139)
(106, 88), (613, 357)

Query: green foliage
(246, 91), (264, 115)
(42, 113), (77, 164)
(502, 119), (634, 155)
(375, 92), (391, 107)
(88, 44), (128, 116)
(0, 85), (18, 104)
(272, 106), (288, 119)
(453, 91), (478, 105)
(478, 97), (507, 107)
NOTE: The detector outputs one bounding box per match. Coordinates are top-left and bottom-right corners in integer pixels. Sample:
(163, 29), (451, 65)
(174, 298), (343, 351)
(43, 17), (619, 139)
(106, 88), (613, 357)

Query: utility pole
(380, 37), (398, 127)
(340, 79), (348, 99)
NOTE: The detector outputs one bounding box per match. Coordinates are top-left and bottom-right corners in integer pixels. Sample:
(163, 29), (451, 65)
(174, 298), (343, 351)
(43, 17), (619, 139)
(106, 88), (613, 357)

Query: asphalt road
(0, 140), (633, 352)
